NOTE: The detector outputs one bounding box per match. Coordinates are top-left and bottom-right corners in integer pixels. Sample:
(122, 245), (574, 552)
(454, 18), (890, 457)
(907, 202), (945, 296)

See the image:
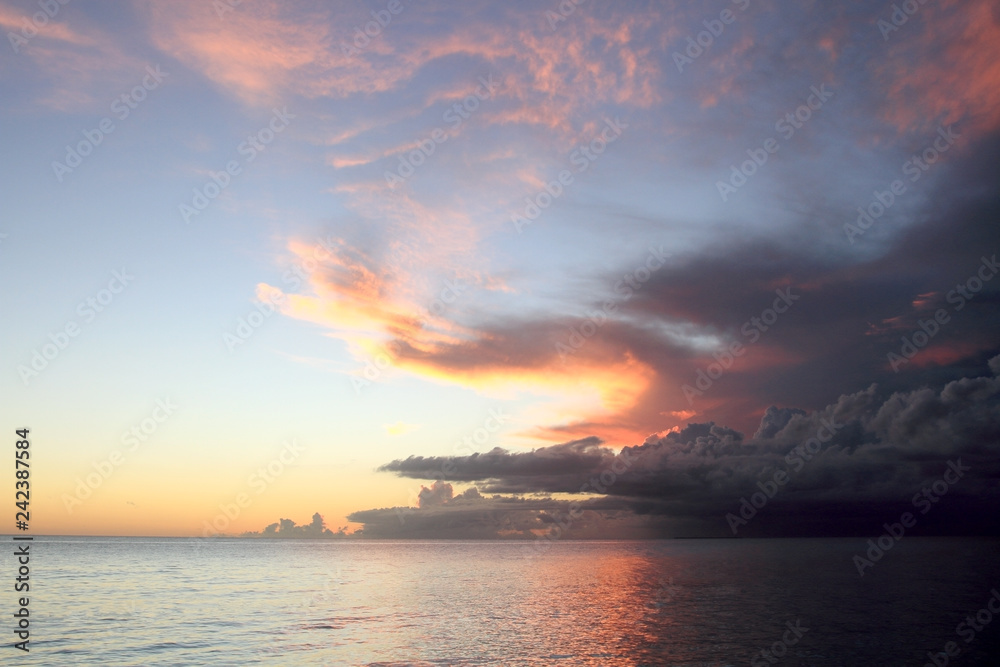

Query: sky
(1, 0), (998, 539)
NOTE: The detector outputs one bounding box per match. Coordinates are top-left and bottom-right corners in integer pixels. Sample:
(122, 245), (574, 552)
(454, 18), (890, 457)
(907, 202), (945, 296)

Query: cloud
(354, 355), (1000, 537)
(264, 128), (1000, 445)
(876, 0), (1000, 138)
(753, 406), (807, 439)
(211, 1), (1000, 460)
(417, 480), (453, 508)
(347, 489), (660, 540)
(1, 2), (144, 111)
(381, 436), (613, 488)
(144, 0), (664, 122)
(243, 512), (351, 538)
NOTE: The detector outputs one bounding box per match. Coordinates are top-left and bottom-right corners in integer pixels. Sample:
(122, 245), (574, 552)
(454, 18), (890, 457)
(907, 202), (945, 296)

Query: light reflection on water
(11, 537), (1000, 665)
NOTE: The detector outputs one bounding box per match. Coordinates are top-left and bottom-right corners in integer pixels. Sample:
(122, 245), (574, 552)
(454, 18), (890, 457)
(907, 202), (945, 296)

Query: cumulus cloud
(417, 480), (454, 508)
(753, 406), (807, 439)
(244, 512), (351, 538)
(355, 357), (1000, 537)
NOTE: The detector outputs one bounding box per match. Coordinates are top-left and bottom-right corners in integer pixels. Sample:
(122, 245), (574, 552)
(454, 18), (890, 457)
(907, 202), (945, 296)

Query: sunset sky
(2, 0), (999, 538)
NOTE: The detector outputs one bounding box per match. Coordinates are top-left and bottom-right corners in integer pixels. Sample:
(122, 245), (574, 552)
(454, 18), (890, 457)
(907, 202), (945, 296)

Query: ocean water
(6, 537), (1000, 666)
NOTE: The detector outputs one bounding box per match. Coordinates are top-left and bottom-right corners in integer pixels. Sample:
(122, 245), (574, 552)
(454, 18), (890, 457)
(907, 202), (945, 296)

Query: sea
(5, 536), (1000, 666)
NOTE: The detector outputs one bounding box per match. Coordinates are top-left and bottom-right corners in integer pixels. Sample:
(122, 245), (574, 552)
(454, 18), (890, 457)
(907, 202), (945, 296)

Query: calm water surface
(7, 537), (1000, 665)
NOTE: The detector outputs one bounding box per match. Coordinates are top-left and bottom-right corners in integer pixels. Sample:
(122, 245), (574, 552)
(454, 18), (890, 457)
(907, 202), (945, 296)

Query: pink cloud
(877, 0), (1000, 137)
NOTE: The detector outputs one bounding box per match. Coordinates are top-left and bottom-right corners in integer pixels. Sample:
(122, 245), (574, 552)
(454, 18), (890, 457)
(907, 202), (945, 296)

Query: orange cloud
(260, 231), (666, 445)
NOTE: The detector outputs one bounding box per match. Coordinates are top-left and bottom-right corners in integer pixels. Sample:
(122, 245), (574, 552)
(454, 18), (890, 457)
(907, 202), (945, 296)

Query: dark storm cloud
(361, 356), (1000, 537)
(347, 485), (651, 540)
(754, 407), (807, 439)
(379, 436), (612, 485)
(611, 131), (1000, 430)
